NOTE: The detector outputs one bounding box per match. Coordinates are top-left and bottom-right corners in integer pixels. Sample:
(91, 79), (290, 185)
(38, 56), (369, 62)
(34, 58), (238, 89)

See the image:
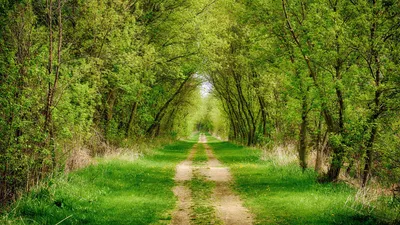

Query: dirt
(199, 135), (207, 143)
(213, 183), (253, 225)
(203, 141), (253, 225)
(174, 144), (196, 181)
(171, 144), (197, 225)
(200, 145), (231, 182)
(171, 185), (192, 225)
(170, 135), (253, 225)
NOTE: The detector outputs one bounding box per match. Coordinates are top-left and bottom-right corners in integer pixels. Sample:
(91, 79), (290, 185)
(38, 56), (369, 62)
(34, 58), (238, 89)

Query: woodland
(0, 0), (400, 223)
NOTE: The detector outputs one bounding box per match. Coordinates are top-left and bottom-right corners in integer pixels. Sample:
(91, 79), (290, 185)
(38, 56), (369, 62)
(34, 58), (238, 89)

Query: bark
(44, 0), (53, 131)
(125, 101), (138, 137)
(282, 0), (344, 181)
(211, 71), (247, 142)
(299, 87), (308, 171)
(51, 0), (62, 168)
(362, 0), (383, 187)
(258, 95), (268, 137)
(315, 119), (328, 173)
(43, 0), (62, 168)
(146, 74), (193, 136)
(231, 67), (256, 146)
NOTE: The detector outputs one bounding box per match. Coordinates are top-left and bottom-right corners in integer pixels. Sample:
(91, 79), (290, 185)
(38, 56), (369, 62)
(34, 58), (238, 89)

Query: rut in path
(171, 144), (197, 225)
(202, 140), (253, 225)
(170, 135), (253, 225)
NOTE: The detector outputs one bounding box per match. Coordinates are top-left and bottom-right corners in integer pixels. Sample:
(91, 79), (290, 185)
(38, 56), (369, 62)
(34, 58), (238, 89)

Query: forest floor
(1, 134), (381, 224)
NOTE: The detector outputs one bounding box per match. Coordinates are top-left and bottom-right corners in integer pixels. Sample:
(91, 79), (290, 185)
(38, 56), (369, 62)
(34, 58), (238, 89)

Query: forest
(1, 0), (399, 224)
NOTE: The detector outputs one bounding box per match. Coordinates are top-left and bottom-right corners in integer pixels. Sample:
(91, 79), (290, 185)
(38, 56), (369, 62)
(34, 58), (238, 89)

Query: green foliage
(0, 0), (209, 206)
(198, 0), (400, 185)
(209, 140), (393, 224)
(1, 0), (399, 216)
(1, 141), (194, 224)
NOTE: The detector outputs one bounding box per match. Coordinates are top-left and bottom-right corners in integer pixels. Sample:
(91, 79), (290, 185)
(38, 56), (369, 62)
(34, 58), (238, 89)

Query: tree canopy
(1, 0), (399, 207)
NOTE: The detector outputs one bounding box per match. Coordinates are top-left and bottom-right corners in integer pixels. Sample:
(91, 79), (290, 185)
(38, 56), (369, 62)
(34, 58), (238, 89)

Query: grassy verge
(208, 140), (380, 225)
(1, 141), (194, 225)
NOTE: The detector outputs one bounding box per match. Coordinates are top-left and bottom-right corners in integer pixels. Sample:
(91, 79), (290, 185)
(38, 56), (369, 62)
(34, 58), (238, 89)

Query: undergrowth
(208, 139), (396, 225)
(1, 141), (195, 224)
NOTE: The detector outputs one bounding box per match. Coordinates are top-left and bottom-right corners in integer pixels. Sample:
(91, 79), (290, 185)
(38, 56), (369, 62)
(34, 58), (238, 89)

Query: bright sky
(200, 81), (212, 97)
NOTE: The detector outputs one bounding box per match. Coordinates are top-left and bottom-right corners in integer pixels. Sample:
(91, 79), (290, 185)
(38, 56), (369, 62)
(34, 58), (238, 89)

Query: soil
(171, 144), (197, 225)
(171, 185), (192, 225)
(170, 135), (253, 225)
(203, 141), (253, 225)
(174, 144), (196, 181)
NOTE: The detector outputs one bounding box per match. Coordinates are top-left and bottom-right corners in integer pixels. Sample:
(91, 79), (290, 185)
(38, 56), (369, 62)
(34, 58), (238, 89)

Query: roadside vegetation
(1, 0), (399, 223)
(1, 141), (194, 224)
(209, 140), (398, 224)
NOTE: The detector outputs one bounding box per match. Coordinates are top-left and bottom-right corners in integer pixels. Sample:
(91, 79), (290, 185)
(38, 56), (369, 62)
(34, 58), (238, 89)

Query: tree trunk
(315, 125), (328, 174)
(362, 0), (382, 187)
(258, 96), (268, 137)
(51, 0), (62, 168)
(282, 0), (345, 181)
(299, 90), (308, 171)
(43, 0), (62, 168)
(44, 0), (53, 131)
(125, 102), (138, 137)
(146, 74), (192, 136)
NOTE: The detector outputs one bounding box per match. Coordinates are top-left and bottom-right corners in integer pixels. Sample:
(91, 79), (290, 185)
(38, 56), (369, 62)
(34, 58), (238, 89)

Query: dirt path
(171, 144), (197, 225)
(203, 141), (253, 225)
(171, 135), (253, 225)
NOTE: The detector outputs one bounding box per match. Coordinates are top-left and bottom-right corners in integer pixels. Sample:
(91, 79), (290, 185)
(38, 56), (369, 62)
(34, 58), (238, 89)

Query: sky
(200, 80), (212, 97)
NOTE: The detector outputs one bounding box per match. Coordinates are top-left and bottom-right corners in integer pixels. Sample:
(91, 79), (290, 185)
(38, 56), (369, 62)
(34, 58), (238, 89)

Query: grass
(189, 141), (221, 225)
(3, 132), (389, 224)
(1, 140), (195, 225)
(188, 169), (221, 225)
(193, 144), (207, 165)
(207, 140), (380, 225)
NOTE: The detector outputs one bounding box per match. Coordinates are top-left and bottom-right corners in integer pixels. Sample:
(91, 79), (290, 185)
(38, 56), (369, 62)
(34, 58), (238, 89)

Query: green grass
(3, 133), (388, 224)
(186, 132), (201, 143)
(193, 144), (207, 164)
(2, 141), (194, 225)
(207, 140), (379, 225)
(188, 141), (220, 224)
(203, 134), (220, 143)
(188, 169), (221, 225)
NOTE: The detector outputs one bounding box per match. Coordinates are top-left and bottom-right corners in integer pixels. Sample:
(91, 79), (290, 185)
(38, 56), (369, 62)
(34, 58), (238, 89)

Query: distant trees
(200, 0), (400, 185)
(0, 0), (399, 208)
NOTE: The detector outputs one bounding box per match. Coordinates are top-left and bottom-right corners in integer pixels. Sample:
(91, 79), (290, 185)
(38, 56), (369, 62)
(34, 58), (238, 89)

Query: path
(171, 134), (253, 225)
(171, 144), (197, 224)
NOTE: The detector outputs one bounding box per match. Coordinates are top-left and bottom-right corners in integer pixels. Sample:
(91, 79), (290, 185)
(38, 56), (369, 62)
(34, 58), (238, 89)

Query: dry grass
(63, 132), (174, 173)
(64, 147), (94, 173)
(345, 187), (378, 215)
(307, 150), (329, 173)
(343, 184), (400, 224)
(103, 147), (143, 162)
(261, 143), (298, 166)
